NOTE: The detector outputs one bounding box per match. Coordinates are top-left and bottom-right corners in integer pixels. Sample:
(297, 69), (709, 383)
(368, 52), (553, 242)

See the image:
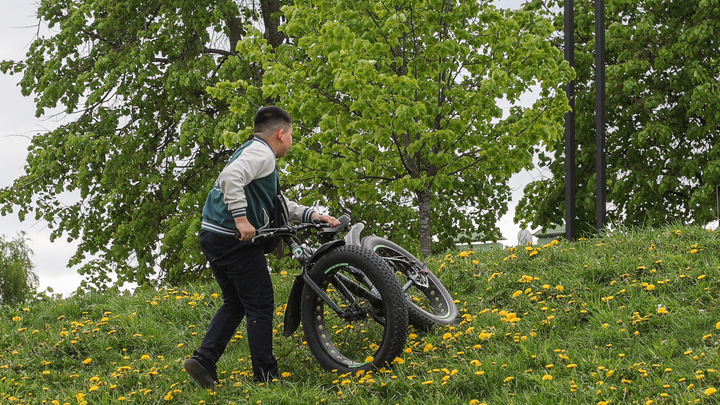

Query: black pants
(197, 230), (278, 381)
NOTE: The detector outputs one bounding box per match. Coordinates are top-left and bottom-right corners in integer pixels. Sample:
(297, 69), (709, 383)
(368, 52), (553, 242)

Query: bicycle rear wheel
(362, 235), (458, 331)
(301, 245), (408, 373)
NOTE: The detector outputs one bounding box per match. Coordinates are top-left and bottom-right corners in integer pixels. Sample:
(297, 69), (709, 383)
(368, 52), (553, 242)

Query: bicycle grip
(251, 233), (270, 245)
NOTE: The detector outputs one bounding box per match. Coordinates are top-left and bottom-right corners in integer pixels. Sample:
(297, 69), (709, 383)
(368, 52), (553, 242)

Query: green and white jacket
(201, 137), (316, 237)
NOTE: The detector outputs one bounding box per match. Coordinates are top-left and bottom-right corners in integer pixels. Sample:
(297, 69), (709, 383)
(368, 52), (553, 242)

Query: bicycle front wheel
(362, 235), (458, 331)
(301, 245), (408, 373)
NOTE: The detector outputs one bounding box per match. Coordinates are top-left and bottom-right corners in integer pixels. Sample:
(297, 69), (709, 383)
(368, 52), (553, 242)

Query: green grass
(2, 224), (720, 404)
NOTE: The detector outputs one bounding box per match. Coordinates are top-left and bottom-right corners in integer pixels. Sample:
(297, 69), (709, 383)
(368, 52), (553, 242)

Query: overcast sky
(1, 0), (540, 296)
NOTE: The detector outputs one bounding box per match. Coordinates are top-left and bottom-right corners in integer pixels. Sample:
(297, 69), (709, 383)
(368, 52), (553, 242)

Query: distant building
(533, 225), (565, 246)
(453, 232), (505, 251)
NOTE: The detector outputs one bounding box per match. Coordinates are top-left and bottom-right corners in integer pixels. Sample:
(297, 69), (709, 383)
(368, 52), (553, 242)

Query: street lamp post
(564, 0), (576, 241)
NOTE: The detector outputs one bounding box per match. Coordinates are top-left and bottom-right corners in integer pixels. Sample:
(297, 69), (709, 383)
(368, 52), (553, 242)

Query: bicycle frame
(253, 216), (381, 337)
(344, 222), (430, 291)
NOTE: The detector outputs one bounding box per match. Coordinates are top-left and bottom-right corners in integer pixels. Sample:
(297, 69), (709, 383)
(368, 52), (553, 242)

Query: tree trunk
(417, 188), (432, 257)
(260, 0), (285, 48)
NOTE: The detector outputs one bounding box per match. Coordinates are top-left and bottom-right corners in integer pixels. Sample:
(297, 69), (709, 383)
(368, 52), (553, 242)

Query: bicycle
(252, 215), (409, 373)
(344, 223), (459, 331)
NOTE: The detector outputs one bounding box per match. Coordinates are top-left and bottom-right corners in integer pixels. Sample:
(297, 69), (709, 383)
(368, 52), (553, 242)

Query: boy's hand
(234, 216), (256, 241)
(313, 214), (340, 227)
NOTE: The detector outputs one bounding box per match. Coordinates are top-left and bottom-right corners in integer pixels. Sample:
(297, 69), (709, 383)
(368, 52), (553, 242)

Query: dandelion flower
(705, 387), (717, 396)
(83, 358), (92, 365)
(543, 374), (553, 380)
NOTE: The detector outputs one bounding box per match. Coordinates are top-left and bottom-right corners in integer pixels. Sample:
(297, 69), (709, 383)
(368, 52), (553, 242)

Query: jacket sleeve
(280, 194), (317, 223)
(218, 146), (275, 218)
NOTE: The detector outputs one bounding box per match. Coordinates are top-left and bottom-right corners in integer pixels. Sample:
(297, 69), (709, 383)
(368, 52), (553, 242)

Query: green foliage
(0, 232), (38, 306)
(217, 0), (573, 255)
(517, 0), (720, 234)
(0, 0), (282, 287)
(2, 224), (720, 404)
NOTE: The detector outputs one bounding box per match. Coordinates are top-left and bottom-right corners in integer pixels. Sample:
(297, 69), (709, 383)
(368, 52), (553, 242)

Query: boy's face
(276, 125), (293, 158)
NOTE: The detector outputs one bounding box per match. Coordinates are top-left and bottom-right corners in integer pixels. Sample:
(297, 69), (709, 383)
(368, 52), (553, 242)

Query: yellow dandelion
(140, 354), (151, 360)
(83, 358), (92, 365)
(542, 374), (553, 380)
(706, 387), (717, 396)
(282, 372), (291, 378)
(504, 376), (514, 383)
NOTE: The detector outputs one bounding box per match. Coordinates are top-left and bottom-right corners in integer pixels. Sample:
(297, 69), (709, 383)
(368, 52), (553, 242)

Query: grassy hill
(2, 224), (720, 405)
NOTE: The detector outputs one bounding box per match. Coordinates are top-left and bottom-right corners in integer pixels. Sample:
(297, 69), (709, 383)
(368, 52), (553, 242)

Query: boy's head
(254, 106), (292, 137)
(254, 106), (293, 158)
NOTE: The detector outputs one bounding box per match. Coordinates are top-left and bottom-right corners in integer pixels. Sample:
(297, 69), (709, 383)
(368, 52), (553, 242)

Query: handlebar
(251, 214), (351, 245)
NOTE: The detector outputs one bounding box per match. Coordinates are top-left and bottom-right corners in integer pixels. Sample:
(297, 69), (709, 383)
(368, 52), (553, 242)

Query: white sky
(0, 0), (540, 296)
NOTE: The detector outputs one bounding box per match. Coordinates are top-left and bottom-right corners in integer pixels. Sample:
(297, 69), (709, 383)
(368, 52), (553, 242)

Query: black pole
(716, 185), (720, 225)
(595, 0), (607, 231)
(565, 0), (576, 241)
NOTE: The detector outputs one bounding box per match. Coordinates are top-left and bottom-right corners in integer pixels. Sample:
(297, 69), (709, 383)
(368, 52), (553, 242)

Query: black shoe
(184, 353), (218, 389)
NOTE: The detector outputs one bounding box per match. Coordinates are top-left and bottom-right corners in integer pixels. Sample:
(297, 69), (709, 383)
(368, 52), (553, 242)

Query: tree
(0, 0), (287, 288)
(214, 0), (573, 255)
(517, 0), (720, 234)
(0, 232), (38, 306)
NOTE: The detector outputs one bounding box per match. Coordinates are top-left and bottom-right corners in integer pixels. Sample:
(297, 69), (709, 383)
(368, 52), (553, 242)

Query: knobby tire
(301, 245), (408, 373)
(362, 235), (458, 331)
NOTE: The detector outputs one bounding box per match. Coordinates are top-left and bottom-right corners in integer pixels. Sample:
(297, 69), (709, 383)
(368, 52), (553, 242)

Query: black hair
(254, 106), (292, 137)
